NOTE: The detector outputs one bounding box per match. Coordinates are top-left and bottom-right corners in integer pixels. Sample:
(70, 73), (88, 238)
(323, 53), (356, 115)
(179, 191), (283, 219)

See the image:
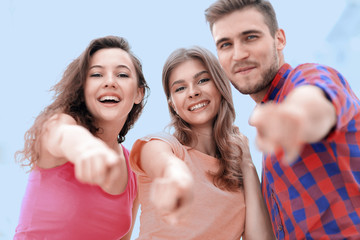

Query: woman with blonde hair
(130, 46), (274, 239)
(14, 35), (149, 240)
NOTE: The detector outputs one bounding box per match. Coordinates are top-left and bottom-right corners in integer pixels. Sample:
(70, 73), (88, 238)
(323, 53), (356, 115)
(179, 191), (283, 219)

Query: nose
(188, 85), (201, 98)
(232, 42), (249, 61)
(103, 75), (117, 88)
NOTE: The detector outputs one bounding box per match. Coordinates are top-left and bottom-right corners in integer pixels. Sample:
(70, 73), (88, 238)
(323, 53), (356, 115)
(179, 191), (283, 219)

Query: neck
(96, 121), (124, 153)
(190, 126), (217, 157)
(250, 86), (270, 104)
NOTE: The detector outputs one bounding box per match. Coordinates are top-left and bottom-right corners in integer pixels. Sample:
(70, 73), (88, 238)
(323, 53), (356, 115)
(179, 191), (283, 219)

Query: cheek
(259, 45), (274, 62)
(83, 81), (97, 108)
(218, 52), (231, 72)
(127, 83), (143, 103)
(171, 96), (180, 108)
(208, 86), (222, 109)
(217, 52), (225, 63)
(171, 95), (183, 112)
(214, 94), (222, 110)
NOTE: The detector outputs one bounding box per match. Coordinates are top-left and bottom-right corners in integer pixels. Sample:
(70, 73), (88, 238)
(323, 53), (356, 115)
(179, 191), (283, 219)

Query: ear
(134, 87), (144, 105)
(275, 28), (286, 51)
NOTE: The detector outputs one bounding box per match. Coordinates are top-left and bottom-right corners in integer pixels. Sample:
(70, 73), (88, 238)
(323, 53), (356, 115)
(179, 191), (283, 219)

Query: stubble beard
(234, 46), (279, 95)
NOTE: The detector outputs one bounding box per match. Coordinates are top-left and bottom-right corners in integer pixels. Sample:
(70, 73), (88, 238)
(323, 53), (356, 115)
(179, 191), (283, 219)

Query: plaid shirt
(261, 63), (360, 239)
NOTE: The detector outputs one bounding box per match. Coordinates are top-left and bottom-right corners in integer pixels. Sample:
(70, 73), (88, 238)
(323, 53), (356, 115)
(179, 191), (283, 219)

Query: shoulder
(46, 113), (77, 125)
(292, 63), (341, 79)
(140, 132), (180, 144)
(285, 63), (348, 91)
(129, 132), (186, 173)
(42, 113), (77, 132)
(133, 132), (183, 152)
(38, 113), (77, 168)
(294, 63), (328, 71)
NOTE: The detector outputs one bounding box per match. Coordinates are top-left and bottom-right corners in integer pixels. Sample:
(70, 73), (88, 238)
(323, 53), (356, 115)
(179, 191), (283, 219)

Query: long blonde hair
(16, 36), (149, 170)
(162, 46), (244, 191)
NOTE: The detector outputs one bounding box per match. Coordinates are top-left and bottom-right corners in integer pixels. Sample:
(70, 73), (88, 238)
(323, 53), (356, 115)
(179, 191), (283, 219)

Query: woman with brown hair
(130, 46), (274, 239)
(14, 35), (149, 240)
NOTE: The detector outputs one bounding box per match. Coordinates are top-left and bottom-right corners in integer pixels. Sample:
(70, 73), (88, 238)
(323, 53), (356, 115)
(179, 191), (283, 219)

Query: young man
(205, 0), (360, 239)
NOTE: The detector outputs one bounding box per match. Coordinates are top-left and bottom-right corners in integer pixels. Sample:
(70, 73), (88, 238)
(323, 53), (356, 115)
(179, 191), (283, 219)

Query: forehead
(90, 48), (135, 70)
(169, 59), (206, 81)
(212, 8), (269, 40)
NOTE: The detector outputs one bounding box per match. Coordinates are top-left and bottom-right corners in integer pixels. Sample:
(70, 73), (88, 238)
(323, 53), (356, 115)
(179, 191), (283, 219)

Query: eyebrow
(170, 70), (209, 88)
(89, 64), (131, 71)
(170, 79), (185, 88)
(215, 37), (230, 48)
(194, 70), (209, 79)
(215, 29), (263, 47)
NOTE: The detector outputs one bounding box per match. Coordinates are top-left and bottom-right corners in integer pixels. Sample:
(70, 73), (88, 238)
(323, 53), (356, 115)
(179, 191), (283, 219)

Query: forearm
(242, 162), (274, 240)
(140, 140), (194, 220)
(140, 140), (189, 179)
(47, 124), (99, 163)
(285, 85), (336, 143)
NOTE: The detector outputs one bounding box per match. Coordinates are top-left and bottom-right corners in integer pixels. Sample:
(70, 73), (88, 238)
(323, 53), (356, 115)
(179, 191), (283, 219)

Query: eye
(118, 73), (129, 78)
(198, 78), (210, 84)
(174, 86), (185, 93)
(246, 35), (258, 41)
(219, 42), (231, 49)
(90, 73), (102, 78)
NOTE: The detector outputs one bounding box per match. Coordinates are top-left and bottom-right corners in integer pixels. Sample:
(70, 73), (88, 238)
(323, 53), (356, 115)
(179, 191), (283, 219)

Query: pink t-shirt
(130, 132), (246, 240)
(14, 145), (137, 240)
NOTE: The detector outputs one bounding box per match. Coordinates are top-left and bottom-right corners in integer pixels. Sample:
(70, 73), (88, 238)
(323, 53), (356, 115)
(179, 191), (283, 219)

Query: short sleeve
(129, 132), (186, 176)
(285, 63), (359, 139)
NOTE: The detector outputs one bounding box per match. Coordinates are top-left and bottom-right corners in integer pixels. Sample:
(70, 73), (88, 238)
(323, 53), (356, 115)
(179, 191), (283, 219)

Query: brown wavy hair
(205, 0), (279, 37)
(16, 35), (149, 170)
(162, 46), (244, 191)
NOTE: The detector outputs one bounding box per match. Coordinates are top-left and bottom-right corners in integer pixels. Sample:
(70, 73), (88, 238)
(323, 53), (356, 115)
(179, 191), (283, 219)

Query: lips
(97, 93), (121, 103)
(188, 100), (210, 111)
(234, 66), (256, 74)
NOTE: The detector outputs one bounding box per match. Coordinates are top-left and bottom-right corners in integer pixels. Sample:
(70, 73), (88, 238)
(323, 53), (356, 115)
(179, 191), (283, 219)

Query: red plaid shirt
(261, 63), (360, 239)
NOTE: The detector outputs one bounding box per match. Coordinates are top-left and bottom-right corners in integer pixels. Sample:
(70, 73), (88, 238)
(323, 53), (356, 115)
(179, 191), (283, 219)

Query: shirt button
(278, 225), (283, 231)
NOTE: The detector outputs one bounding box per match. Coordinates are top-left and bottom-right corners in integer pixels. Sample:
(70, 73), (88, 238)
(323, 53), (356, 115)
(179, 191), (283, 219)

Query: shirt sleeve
(129, 132), (186, 176)
(284, 63), (360, 139)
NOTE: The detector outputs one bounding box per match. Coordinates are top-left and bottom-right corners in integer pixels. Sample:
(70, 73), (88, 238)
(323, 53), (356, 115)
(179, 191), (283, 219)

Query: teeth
(99, 96), (120, 102)
(190, 102), (208, 111)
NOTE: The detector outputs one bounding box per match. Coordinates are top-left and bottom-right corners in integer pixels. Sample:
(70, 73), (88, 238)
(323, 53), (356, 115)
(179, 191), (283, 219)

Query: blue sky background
(1, 0), (359, 239)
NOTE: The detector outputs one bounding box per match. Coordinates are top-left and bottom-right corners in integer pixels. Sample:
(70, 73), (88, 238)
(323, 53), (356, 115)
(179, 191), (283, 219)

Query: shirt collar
(261, 63), (292, 103)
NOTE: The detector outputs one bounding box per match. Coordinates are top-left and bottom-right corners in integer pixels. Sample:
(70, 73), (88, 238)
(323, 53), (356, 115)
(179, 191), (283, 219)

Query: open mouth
(189, 101), (209, 111)
(98, 96), (120, 103)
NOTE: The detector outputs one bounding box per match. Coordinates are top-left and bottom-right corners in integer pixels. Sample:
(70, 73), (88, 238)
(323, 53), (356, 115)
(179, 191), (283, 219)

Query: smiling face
(84, 48), (143, 127)
(168, 59), (222, 130)
(212, 8), (285, 102)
